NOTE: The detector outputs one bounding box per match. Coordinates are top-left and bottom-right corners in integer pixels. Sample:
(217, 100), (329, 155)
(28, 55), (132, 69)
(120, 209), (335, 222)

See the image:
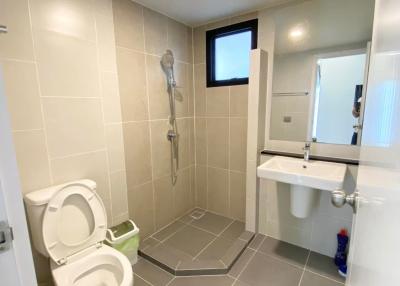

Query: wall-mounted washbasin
(257, 156), (347, 218)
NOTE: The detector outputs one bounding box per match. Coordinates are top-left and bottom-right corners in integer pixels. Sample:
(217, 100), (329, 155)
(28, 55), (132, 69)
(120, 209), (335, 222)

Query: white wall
(316, 54), (366, 144)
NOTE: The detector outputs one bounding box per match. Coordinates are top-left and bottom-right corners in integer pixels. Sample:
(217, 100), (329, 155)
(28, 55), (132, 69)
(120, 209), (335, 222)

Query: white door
(347, 0), (400, 285)
(0, 69), (37, 285)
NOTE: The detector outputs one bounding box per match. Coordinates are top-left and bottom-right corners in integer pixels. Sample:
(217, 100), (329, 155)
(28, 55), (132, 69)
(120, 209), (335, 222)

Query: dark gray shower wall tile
(152, 220), (186, 241)
(306, 252), (345, 283)
(190, 211), (233, 235)
(164, 225), (216, 257)
(168, 275), (235, 286)
(258, 237), (309, 268)
(300, 271), (344, 286)
(229, 248), (255, 278)
(238, 252), (302, 286)
(247, 233), (266, 250)
(220, 220), (245, 241)
(133, 258), (174, 286)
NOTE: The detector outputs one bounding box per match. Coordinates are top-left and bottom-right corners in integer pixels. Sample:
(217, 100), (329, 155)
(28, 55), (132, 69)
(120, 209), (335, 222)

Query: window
(206, 19), (258, 87)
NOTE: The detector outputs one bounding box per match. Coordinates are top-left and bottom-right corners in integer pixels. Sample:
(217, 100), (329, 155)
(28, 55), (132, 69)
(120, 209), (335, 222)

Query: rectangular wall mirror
(269, 0), (375, 146)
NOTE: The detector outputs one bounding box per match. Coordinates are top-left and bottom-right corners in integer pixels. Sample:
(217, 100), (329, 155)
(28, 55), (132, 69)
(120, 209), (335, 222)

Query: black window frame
(206, 19), (258, 88)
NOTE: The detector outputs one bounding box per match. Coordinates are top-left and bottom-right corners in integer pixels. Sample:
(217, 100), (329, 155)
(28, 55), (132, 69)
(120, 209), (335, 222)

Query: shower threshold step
(138, 209), (254, 276)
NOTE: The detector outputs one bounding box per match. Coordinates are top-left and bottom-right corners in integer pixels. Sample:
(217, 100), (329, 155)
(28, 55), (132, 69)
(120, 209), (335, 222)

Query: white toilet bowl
(24, 180), (134, 286)
(51, 245), (133, 286)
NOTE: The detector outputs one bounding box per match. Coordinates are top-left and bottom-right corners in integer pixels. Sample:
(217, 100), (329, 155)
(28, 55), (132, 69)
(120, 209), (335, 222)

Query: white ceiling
(133, 0), (293, 26)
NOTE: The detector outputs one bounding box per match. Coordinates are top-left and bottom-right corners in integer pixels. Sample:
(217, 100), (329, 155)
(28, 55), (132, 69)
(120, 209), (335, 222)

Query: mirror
(269, 0), (375, 145)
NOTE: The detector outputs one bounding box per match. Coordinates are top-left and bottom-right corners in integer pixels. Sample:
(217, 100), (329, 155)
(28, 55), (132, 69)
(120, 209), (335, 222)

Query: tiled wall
(193, 13), (257, 222)
(0, 0), (128, 284)
(112, 0), (196, 237)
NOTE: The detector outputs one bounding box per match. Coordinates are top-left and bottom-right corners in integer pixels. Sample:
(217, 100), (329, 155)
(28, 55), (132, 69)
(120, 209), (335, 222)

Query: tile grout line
(134, 273), (155, 286)
(306, 269), (346, 285)
(297, 250), (311, 286)
(192, 219), (235, 260)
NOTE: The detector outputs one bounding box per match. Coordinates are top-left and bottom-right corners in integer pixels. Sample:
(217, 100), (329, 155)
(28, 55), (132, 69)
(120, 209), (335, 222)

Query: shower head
(161, 50), (175, 81)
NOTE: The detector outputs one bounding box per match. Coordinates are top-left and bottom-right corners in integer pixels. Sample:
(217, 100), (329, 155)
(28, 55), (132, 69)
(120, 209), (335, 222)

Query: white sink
(257, 156), (347, 218)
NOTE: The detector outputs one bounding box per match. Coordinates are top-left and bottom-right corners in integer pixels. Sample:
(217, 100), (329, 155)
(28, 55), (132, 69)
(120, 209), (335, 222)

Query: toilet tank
(24, 179), (96, 257)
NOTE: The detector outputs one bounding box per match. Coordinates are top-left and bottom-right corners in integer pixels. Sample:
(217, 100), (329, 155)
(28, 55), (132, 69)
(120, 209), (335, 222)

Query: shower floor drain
(190, 210), (205, 220)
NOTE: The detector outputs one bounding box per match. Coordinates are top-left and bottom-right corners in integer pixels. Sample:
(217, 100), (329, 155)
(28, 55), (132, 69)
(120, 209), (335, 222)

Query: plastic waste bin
(105, 220), (140, 265)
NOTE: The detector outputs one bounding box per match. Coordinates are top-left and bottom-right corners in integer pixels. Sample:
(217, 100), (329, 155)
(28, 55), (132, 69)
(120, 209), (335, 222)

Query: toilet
(24, 179), (133, 286)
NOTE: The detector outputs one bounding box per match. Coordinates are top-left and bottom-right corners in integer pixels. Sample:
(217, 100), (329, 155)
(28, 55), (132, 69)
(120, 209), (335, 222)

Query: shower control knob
(331, 190), (359, 213)
(167, 130), (177, 141)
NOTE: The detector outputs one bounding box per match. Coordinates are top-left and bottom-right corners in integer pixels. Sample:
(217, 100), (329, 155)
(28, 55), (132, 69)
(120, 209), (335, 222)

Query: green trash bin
(105, 220), (140, 265)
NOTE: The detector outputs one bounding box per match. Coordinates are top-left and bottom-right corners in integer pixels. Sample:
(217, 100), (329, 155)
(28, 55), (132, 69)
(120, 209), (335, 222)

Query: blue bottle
(334, 229), (349, 276)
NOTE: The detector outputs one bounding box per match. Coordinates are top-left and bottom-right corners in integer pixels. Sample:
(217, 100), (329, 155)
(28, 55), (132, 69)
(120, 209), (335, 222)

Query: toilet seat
(51, 244), (133, 286)
(42, 182), (107, 265)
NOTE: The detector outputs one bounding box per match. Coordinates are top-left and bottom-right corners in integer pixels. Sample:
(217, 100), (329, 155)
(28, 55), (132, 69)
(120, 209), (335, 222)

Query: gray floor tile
(239, 231), (255, 242)
(258, 237), (309, 268)
(133, 258), (174, 286)
(306, 252), (345, 283)
(300, 271), (344, 286)
(232, 280), (251, 286)
(248, 233), (266, 250)
(168, 275), (235, 286)
(220, 220), (245, 241)
(238, 252), (302, 286)
(229, 248), (255, 278)
(221, 239), (248, 267)
(164, 225), (216, 257)
(142, 242), (193, 269)
(197, 236), (232, 260)
(190, 212), (233, 235)
(139, 237), (159, 251)
(134, 274), (152, 286)
(152, 221), (186, 241)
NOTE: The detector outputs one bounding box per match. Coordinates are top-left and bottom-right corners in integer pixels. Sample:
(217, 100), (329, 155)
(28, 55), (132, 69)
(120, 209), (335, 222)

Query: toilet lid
(42, 182), (107, 265)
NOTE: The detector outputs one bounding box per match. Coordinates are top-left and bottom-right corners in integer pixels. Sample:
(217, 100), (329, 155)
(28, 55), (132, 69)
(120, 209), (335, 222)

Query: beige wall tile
(206, 87), (229, 117)
(105, 124), (125, 173)
(189, 118), (195, 165)
(207, 118), (229, 169)
(230, 85), (248, 117)
(116, 47), (148, 121)
(229, 171), (246, 221)
(206, 19), (231, 30)
(194, 64), (206, 116)
(150, 120), (171, 179)
(101, 71), (122, 123)
(195, 165), (207, 209)
(112, 0), (144, 51)
(143, 8), (168, 56)
(190, 165), (196, 206)
(2, 60), (43, 130)
(95, 13), (118, 72)
(0, 0), (34, 61)
(51, 150), (111, 205)
(95, 0), (113, 19)
(146, 54), (169, 120)
(167, 19), (190, 63)
(187, 64), (194, 116)
(207, 167), (229, 216)
(110, 170), (129, 218)
(30, 0), (96, 42)
(13, 130), (51, 193)
(193, 26), (206, 64)
(230, 118), (247, 172)
(174, 167), (192, 218)
(34, 31), (100, 98)
(128, 182), (155, 237)
(154, 175), (174, 230)
(195, 118), (207, 165)
(42, 98), (105, 158)
(177, 118), (190, 169)
(174, 62), (189, 118)
(123, 121), (152, 188)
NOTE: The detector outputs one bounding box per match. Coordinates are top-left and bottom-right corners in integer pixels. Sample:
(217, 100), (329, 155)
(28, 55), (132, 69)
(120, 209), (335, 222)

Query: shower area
(112, 0), (252, 276)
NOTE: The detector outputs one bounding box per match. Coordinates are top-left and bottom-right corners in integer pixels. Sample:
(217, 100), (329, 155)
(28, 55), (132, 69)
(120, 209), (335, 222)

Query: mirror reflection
(269, 0), (375, 145)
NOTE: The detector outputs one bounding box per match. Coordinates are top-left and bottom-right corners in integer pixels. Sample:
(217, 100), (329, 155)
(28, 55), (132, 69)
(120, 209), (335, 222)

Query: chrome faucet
(303, 142), (311, 161)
